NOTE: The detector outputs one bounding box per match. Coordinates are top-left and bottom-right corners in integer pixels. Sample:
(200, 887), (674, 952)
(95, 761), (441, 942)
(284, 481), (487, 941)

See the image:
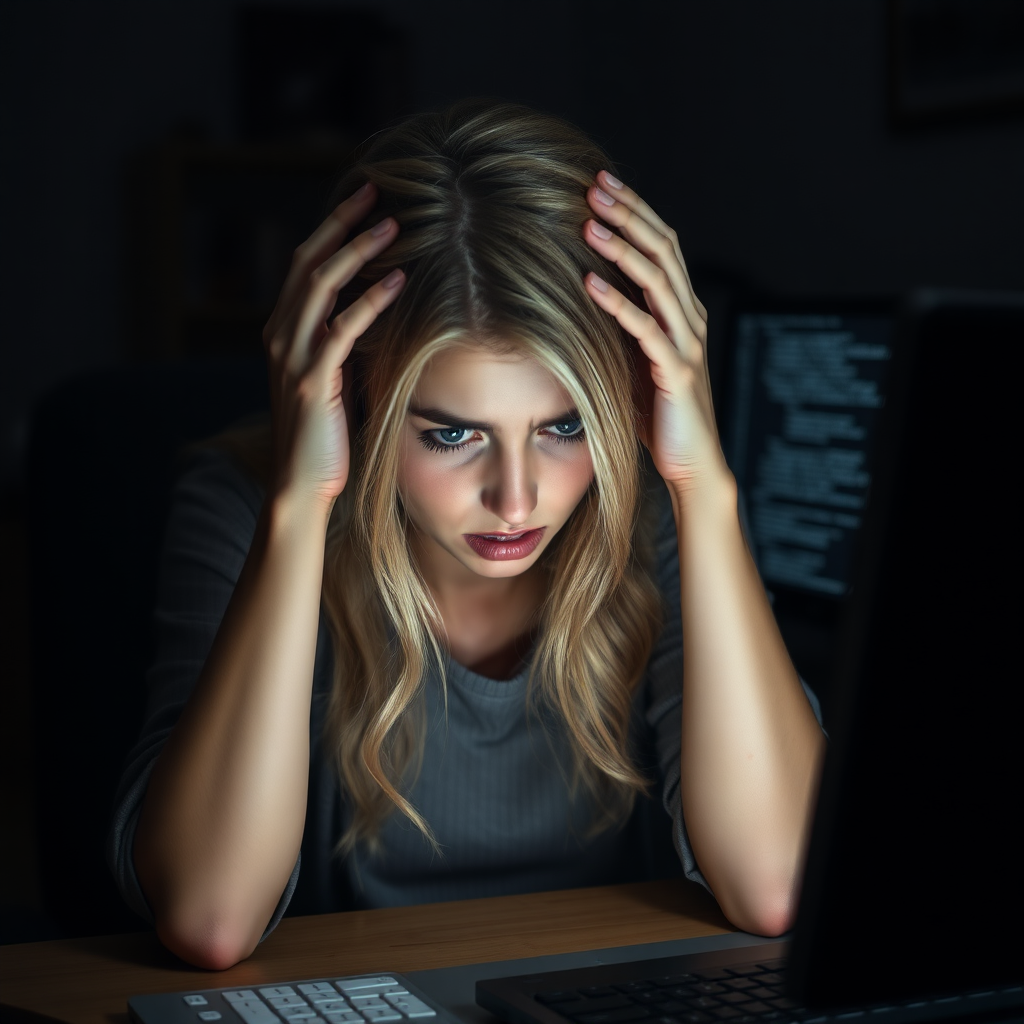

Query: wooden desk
(0, 880), (734, 1024)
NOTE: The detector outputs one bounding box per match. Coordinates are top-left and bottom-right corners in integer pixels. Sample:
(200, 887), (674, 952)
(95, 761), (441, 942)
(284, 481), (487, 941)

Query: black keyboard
(530, 959), (796, 1024)
(477, 953), (1024, 1024)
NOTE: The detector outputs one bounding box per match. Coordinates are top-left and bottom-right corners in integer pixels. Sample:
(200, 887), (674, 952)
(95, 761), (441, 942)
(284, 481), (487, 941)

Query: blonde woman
(109, 99), (826, 970)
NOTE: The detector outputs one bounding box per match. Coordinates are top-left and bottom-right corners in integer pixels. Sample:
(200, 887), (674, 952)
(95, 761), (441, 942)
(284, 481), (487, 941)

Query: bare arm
(581, 169), (824, 936)
(133, 182), (405, 969)
(133, 488), (330, 969)
(669, 474), (825, 936)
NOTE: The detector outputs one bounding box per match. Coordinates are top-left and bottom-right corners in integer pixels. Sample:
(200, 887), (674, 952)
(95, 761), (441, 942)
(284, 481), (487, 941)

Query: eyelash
(417, 421), (587, 454)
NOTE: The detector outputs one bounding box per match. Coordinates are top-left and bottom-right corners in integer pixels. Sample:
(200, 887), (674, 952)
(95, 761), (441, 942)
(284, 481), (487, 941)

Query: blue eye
(419, 428), (473, 452)
(416, 419), (587, 455)
(548, 418), (585, 442)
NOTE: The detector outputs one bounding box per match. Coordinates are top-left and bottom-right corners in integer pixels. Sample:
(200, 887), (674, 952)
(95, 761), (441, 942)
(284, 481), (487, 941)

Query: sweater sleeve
(105, 448), (301, 940)
(643, 474), (824, 893)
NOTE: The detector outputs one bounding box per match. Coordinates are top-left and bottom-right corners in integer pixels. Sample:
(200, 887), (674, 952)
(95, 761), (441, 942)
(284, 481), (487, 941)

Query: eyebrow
(408, 406), (579, 431)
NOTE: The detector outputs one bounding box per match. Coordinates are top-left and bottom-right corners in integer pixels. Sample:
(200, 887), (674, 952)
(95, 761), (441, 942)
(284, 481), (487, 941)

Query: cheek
(555, 447), (596, 507)
(398, 449), (457, 520)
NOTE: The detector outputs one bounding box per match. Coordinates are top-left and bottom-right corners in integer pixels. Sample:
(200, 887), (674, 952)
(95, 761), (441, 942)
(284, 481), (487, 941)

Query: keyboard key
(758, 974), (784, 987)
(261, 986), (298, 999)
(653, 975), (700, 988)
(349, 996), (387, 1009)
(198, 1015), (223, 1022)
(693, 971), (732, 982)
(690, 997), (720, 1010)
(715, 992), (751, 1005)
(184, 995), (210, 1006)
(633, 991), (672, 1005)
(229, 1001), (279, 1024)
(322, 1013), (362, 1024)
(337, 978), (400, 994)
(278, 1009), (318, 1021)
(361, 1008), (404, 1022)
(693, 983), (726, 995)
(720, 978), (757, 991)
(654, 1001), (689, 1014)
(302, 984), (339, 996)
(723, 966), (763, 978)
(382, 993), (437, 1018)
(613, 983), (656, 994)
(270, 995), (311, 1007)
(224, 991), (259, 1003)
(580, 987), (619, 997)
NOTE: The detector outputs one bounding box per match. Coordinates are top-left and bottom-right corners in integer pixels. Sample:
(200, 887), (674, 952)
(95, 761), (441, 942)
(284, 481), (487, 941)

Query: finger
(315, 268), (406, 375)
(264, 181), (379, 344)
(589, 176), (708, 339)
(598, 170), (707, 320)
(584, 218), (700, 364)
(288, 217), (400, 369)
(584, 272), (696, 400)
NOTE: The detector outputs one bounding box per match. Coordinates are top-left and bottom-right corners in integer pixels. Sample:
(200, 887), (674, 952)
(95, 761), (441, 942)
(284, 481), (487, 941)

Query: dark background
(1, 0), (1021, 942)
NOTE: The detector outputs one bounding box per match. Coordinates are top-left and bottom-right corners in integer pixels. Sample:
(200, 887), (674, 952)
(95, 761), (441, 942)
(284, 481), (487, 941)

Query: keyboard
(475, 953), (1024, 1024)
(128, 972), (460, 1024)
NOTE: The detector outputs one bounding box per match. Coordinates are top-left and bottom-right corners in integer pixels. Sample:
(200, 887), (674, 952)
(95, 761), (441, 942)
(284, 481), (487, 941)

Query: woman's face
(397, 345), (595, 593)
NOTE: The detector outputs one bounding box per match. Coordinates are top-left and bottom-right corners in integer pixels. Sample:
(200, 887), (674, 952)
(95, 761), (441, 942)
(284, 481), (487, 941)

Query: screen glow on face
(397, 346), (595, 589)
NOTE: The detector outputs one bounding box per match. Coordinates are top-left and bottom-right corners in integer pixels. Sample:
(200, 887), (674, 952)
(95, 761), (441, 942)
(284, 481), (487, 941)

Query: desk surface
(0, 880), (734, 1024)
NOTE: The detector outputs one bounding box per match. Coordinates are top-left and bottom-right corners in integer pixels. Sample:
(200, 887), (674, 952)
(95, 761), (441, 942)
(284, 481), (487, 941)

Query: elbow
(154, 907), (260, 970)
(716, 876), (799, 937)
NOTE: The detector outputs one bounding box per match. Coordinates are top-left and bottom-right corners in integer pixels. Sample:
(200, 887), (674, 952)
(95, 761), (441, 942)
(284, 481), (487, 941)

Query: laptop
(475, 290), (1024, 1023)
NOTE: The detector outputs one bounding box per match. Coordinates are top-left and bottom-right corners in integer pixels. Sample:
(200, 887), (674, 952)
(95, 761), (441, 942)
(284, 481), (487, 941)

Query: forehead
(411, 345), (572, 413)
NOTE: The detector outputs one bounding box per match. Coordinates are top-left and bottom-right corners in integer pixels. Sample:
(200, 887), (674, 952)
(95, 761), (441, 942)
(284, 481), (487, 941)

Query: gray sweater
(107, 448), (823, 939)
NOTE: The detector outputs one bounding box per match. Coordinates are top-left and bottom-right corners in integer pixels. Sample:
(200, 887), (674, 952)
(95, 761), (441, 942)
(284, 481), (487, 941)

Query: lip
(464, 528), (546, 561)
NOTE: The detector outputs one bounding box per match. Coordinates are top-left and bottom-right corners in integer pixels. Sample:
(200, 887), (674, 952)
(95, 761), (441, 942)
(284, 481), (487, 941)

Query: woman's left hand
(582, 171), (728, 496)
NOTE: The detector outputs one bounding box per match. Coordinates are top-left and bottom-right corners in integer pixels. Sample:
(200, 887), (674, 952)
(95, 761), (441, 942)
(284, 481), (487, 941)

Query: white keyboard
(128, 972), (456, 1024)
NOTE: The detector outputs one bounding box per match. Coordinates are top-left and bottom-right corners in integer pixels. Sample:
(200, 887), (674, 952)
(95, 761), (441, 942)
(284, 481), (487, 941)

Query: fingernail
(354, 182), (372, 199)
(589, 274), (609, 293)
(371, 218), (392, 237)
(603, 171), (623, 190)
(594, 188), (616, 207)
(590, 221), (613, 240)
(382, 268), (404, 289)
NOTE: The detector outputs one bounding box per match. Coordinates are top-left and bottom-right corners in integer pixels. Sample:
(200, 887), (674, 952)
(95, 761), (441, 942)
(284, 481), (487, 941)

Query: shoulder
(172, 417), (272, 521)
(160, 441), (269, 578)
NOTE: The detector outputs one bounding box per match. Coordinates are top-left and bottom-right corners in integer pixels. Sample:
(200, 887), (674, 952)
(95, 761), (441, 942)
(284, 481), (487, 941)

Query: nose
(480, 443), (538, 529)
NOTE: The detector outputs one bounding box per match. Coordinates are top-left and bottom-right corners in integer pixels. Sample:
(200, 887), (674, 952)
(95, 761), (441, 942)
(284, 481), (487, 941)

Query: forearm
(672, 471), (826, 936)
(134, 486), (330, 968)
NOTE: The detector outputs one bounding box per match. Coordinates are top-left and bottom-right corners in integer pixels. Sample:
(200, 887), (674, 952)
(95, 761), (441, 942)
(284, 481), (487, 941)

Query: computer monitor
(788, 288), (1024, 1008)
(723, 299), (897, 599)
(719, 297), (898, 711)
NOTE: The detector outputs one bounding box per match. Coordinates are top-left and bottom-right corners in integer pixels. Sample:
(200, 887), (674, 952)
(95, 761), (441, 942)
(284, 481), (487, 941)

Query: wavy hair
(209, 98), (666, 854)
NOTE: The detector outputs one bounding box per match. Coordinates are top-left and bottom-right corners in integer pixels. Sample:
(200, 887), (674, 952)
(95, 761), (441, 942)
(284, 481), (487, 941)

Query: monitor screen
(725, 308), (895, 598)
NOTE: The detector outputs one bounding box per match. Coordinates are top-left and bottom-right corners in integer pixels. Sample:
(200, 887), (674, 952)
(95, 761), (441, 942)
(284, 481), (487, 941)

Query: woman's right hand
(262, 181), (404, 513)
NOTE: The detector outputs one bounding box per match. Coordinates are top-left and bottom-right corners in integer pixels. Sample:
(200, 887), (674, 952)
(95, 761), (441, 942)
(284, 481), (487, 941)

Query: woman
(108, 98), (826, 970)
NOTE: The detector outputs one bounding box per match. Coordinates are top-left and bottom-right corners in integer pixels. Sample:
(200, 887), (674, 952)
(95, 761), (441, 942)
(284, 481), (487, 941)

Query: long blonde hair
(214, 99), (665, 854)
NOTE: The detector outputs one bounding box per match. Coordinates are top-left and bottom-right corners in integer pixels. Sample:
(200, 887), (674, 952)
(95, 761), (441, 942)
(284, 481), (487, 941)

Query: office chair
(26, 355), (269, 938)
